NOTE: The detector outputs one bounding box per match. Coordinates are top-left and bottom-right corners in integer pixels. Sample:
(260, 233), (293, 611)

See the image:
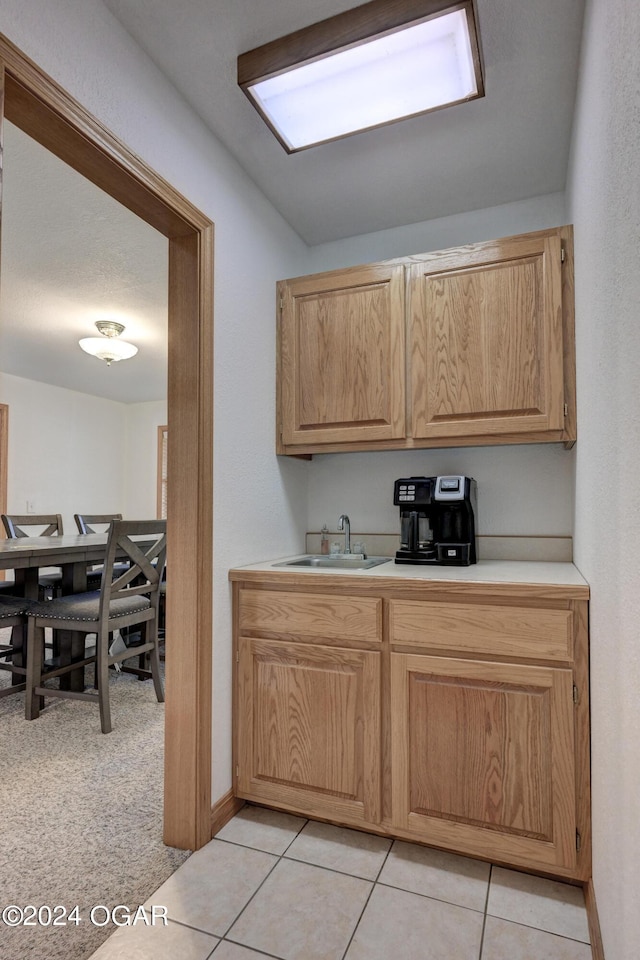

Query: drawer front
(390, 600), (573, 662)
(239, 589), (382, 643)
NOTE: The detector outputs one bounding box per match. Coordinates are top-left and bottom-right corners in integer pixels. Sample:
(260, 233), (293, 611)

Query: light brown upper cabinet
(277, 263), (406, 447)
(409, 233), (564, 440)
(277, 227), (576, 456)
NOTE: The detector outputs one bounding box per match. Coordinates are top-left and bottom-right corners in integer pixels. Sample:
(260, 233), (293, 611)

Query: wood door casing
(391, 653), (576, 871)
(279, 263), (405, 446)
(409, 235), (564, 438)
(237, 637), (381, 824)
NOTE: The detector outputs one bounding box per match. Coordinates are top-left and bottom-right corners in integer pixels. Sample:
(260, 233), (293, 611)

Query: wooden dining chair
(25, 519), (166, 733)
(74, 513), (126, 588)
(1, 514), (63, 539)
(74, 513), (123, 534)
(1, 514), (64, 597)
(0, 595), (36, 699)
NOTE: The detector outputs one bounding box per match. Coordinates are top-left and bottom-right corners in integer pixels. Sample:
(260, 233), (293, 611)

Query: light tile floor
(90, 805), (592, 960)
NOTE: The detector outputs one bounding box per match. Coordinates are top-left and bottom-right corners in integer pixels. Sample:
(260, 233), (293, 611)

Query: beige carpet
(0, 638), (190, 960)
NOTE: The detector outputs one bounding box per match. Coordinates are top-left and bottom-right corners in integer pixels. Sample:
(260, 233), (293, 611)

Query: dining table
(0, 533), (132, 693)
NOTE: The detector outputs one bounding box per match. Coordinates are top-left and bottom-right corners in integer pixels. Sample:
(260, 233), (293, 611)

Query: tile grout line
(375, 879), (486, 916)
(212, 938), (283, 960)
(216, 830), (486, 911)
(337, 836), (395, 960)
(165, 819), (591, 959)
(217, 817), (310, 943)
(483, 914), (593, 945)
(477, 863), (493, 960)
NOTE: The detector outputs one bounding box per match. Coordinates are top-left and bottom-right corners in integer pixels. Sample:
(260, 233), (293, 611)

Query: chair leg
(96, 629), (112, 734)
(25, 621), (44, 721)
(10, 623), (24, 686)
(148, 622), (165, 704)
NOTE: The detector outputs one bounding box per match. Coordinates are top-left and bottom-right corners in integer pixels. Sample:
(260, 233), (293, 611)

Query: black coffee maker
(394, 476), (478, 565)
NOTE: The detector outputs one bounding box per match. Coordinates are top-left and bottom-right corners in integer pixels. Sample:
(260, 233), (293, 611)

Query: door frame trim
(0, 34), (213, 849)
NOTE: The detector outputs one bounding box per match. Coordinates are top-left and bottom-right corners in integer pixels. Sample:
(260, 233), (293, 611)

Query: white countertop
(230, 555), (588, 589)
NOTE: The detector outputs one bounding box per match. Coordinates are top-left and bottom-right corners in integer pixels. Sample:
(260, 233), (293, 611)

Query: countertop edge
(228, 565), (590, 600)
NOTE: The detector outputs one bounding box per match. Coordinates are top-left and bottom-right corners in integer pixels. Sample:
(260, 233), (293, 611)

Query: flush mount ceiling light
(238, 0), (484, 153)
(79, 320), (138, 366)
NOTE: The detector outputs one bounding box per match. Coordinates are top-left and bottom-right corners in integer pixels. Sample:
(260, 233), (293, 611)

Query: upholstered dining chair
(1, 514), (64, 597)
(25, 519), (166, 733)
(0, 595), (36, 699)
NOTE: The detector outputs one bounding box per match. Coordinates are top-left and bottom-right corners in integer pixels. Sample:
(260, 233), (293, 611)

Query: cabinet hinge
(573, 684), (579, 704)
(561, 246), (566, 263)
(576, 830), (581, 852)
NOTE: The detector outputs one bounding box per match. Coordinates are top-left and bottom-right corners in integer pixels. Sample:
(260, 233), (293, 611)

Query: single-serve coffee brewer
(394, 476), (478, 565)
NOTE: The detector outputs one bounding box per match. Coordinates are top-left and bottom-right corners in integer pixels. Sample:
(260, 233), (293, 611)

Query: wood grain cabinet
(277, 262), (406, 447)
(235, 589), (382, 825)
(276, 227), (575, 455)
(231, 577), (590, 881)
(390, 653), (576, 874)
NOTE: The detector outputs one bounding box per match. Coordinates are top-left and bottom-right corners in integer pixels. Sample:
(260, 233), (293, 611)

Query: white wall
(308, 445), (574, 540)
(304, 193), (575, 541)
(124, 399), (166, 520)
(0, 372), (127, 531)
(307, 192), (567, 273)
(566, 1), (640, 956)
(0, 373), (168, 529)
(0, 0), (311, 802)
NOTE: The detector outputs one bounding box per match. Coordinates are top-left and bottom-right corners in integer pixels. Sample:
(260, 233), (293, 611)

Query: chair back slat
(2, 514), (63, 538)
(98, 520), (167, 628)
(74, 513), (123, 535)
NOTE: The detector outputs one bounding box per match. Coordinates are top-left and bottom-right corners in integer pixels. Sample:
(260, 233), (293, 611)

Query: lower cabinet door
(237, 637), (381, 825)
(390, 653), (577, 873)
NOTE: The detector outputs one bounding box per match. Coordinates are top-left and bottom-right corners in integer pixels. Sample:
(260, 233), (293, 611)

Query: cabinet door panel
(280, 264), (405, 445)
(391, 653), (576, 871)
(410, 236), (564, 438)
(238, 637), (381, 824)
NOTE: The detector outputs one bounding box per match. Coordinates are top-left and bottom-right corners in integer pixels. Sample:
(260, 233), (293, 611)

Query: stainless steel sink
(273, 555), (391, 570)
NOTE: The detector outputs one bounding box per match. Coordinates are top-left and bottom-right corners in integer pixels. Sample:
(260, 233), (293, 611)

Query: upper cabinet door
(279, 264), (406, 447)
(409, 235), (565, 439)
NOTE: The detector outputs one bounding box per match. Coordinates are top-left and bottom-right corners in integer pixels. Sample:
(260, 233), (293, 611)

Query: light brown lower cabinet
(236, 637), (381, 825)
(232, 575), (591, 882)
(391, 653), (576, 874)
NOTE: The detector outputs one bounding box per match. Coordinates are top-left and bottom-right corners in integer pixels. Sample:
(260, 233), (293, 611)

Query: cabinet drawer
(390, 600), (573, 662)
(239, 589), (382, 642)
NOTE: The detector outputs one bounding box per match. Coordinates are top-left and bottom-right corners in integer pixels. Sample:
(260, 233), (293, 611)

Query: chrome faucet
(337, 514), (351, 554)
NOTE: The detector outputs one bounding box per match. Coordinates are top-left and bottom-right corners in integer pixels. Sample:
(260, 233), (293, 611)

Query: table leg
(57, 629), (88, 692)
(58, 559), (90, 693)
(14, 568), (40, 600)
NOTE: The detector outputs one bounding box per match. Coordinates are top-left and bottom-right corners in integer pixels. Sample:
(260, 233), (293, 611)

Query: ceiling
(0, 1), (586, 402)
(0, 121), (168, 404)
(104, 0), (585, 245)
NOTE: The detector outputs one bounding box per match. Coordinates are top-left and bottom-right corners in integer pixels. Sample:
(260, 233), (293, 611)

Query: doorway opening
(0, 34), (213, 850)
